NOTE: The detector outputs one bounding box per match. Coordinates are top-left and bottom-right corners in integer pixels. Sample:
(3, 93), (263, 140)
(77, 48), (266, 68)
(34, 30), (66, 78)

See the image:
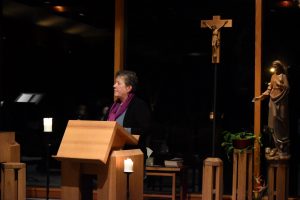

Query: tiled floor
(23, 156), (202, 199)
(24, 156), (61, 188)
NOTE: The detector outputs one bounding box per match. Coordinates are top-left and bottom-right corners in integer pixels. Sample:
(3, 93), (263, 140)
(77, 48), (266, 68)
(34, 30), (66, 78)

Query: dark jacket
(105, 95), (152, 156)
(122, 96), (151, 135)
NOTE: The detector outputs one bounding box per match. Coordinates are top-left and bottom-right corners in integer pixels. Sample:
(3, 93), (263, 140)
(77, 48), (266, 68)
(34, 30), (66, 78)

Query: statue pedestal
(202, 157), (223, 200)
(232, 150), (253, 200)
(267, 159), (289, 200)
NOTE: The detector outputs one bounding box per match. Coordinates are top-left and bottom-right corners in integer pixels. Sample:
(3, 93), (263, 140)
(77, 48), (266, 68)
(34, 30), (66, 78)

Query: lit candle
(43, 118), (53, 132)
(124, 158), (133, 173)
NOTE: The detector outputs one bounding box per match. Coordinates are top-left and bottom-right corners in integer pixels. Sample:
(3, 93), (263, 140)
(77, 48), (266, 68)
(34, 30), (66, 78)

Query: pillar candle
(43, 118), (53, 132)
(124, 158), (133, 172)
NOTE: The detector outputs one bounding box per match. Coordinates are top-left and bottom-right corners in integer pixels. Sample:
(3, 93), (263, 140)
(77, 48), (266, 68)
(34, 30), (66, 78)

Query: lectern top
(54, 120), (138, 164)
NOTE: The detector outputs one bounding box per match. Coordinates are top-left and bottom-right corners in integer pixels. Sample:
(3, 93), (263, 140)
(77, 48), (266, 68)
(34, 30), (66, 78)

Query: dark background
(1, 0), (300, 196)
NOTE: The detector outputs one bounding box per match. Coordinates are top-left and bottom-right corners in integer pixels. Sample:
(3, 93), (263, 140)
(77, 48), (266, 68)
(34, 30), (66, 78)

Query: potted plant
(221, 130), (258, 159)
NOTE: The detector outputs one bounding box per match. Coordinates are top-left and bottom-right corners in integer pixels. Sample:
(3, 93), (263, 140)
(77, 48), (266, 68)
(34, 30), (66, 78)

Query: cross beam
(201, 16), (232, 63)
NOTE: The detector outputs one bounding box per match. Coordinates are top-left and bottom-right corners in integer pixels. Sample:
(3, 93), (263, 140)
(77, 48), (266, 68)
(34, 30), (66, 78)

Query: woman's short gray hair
(116, 70), (138, 93)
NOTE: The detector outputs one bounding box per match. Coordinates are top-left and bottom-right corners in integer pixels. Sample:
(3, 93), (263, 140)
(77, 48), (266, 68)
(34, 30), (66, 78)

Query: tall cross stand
(201, 16), (232, 156)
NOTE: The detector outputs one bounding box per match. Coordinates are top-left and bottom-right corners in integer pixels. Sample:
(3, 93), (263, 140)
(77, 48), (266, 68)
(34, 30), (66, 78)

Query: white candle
(124, 158), (133, 172)
(43, 118), (53, 132)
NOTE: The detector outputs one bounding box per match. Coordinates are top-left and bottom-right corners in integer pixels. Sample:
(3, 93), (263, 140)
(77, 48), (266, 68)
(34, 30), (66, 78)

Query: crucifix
(201, 15), (232, 63)
(201, 15), (232, 157)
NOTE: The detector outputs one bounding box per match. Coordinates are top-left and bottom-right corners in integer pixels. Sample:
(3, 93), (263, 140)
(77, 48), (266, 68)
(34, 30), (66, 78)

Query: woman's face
(113, 76), (132, 101)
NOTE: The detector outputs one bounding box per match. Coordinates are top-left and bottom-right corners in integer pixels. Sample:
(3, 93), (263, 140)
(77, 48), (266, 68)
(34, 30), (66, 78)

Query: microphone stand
(45, 131), (51, 200)
(43, 117), (53, 200)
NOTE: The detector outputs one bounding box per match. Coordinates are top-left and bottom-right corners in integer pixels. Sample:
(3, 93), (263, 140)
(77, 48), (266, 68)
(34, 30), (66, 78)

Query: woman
(106, 70), (152, 155)
(253, 60), (290, 159)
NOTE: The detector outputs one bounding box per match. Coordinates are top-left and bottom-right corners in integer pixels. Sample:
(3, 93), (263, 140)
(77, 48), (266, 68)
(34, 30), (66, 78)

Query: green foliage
(221, 130), (261, 160)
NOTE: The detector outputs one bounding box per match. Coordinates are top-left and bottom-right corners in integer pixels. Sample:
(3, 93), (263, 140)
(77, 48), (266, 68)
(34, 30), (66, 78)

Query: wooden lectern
(0, 132), (20, 163)
(54, 120), (144, 200)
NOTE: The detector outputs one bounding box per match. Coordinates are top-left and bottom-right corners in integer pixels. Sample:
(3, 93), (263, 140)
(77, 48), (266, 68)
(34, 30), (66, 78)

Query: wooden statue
(253, 60), (290, 160)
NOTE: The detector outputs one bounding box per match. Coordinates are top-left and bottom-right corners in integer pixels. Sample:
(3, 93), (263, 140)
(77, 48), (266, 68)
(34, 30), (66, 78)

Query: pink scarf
(107, 93), (135, 121)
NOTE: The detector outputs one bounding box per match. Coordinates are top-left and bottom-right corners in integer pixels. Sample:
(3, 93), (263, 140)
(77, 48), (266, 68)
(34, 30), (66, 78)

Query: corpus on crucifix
(201, 15), (232, 63)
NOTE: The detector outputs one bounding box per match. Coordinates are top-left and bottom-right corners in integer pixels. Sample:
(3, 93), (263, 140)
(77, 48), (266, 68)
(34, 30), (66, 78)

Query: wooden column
(232, 150), (253, 200)
(202, 157), (223, 200)
(1, 162), (26, 200)
(114, 0), (125, 77)
(267, 160), (289, 200)
(96, 149), (144, 200)
(254, 0), (262, 178)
